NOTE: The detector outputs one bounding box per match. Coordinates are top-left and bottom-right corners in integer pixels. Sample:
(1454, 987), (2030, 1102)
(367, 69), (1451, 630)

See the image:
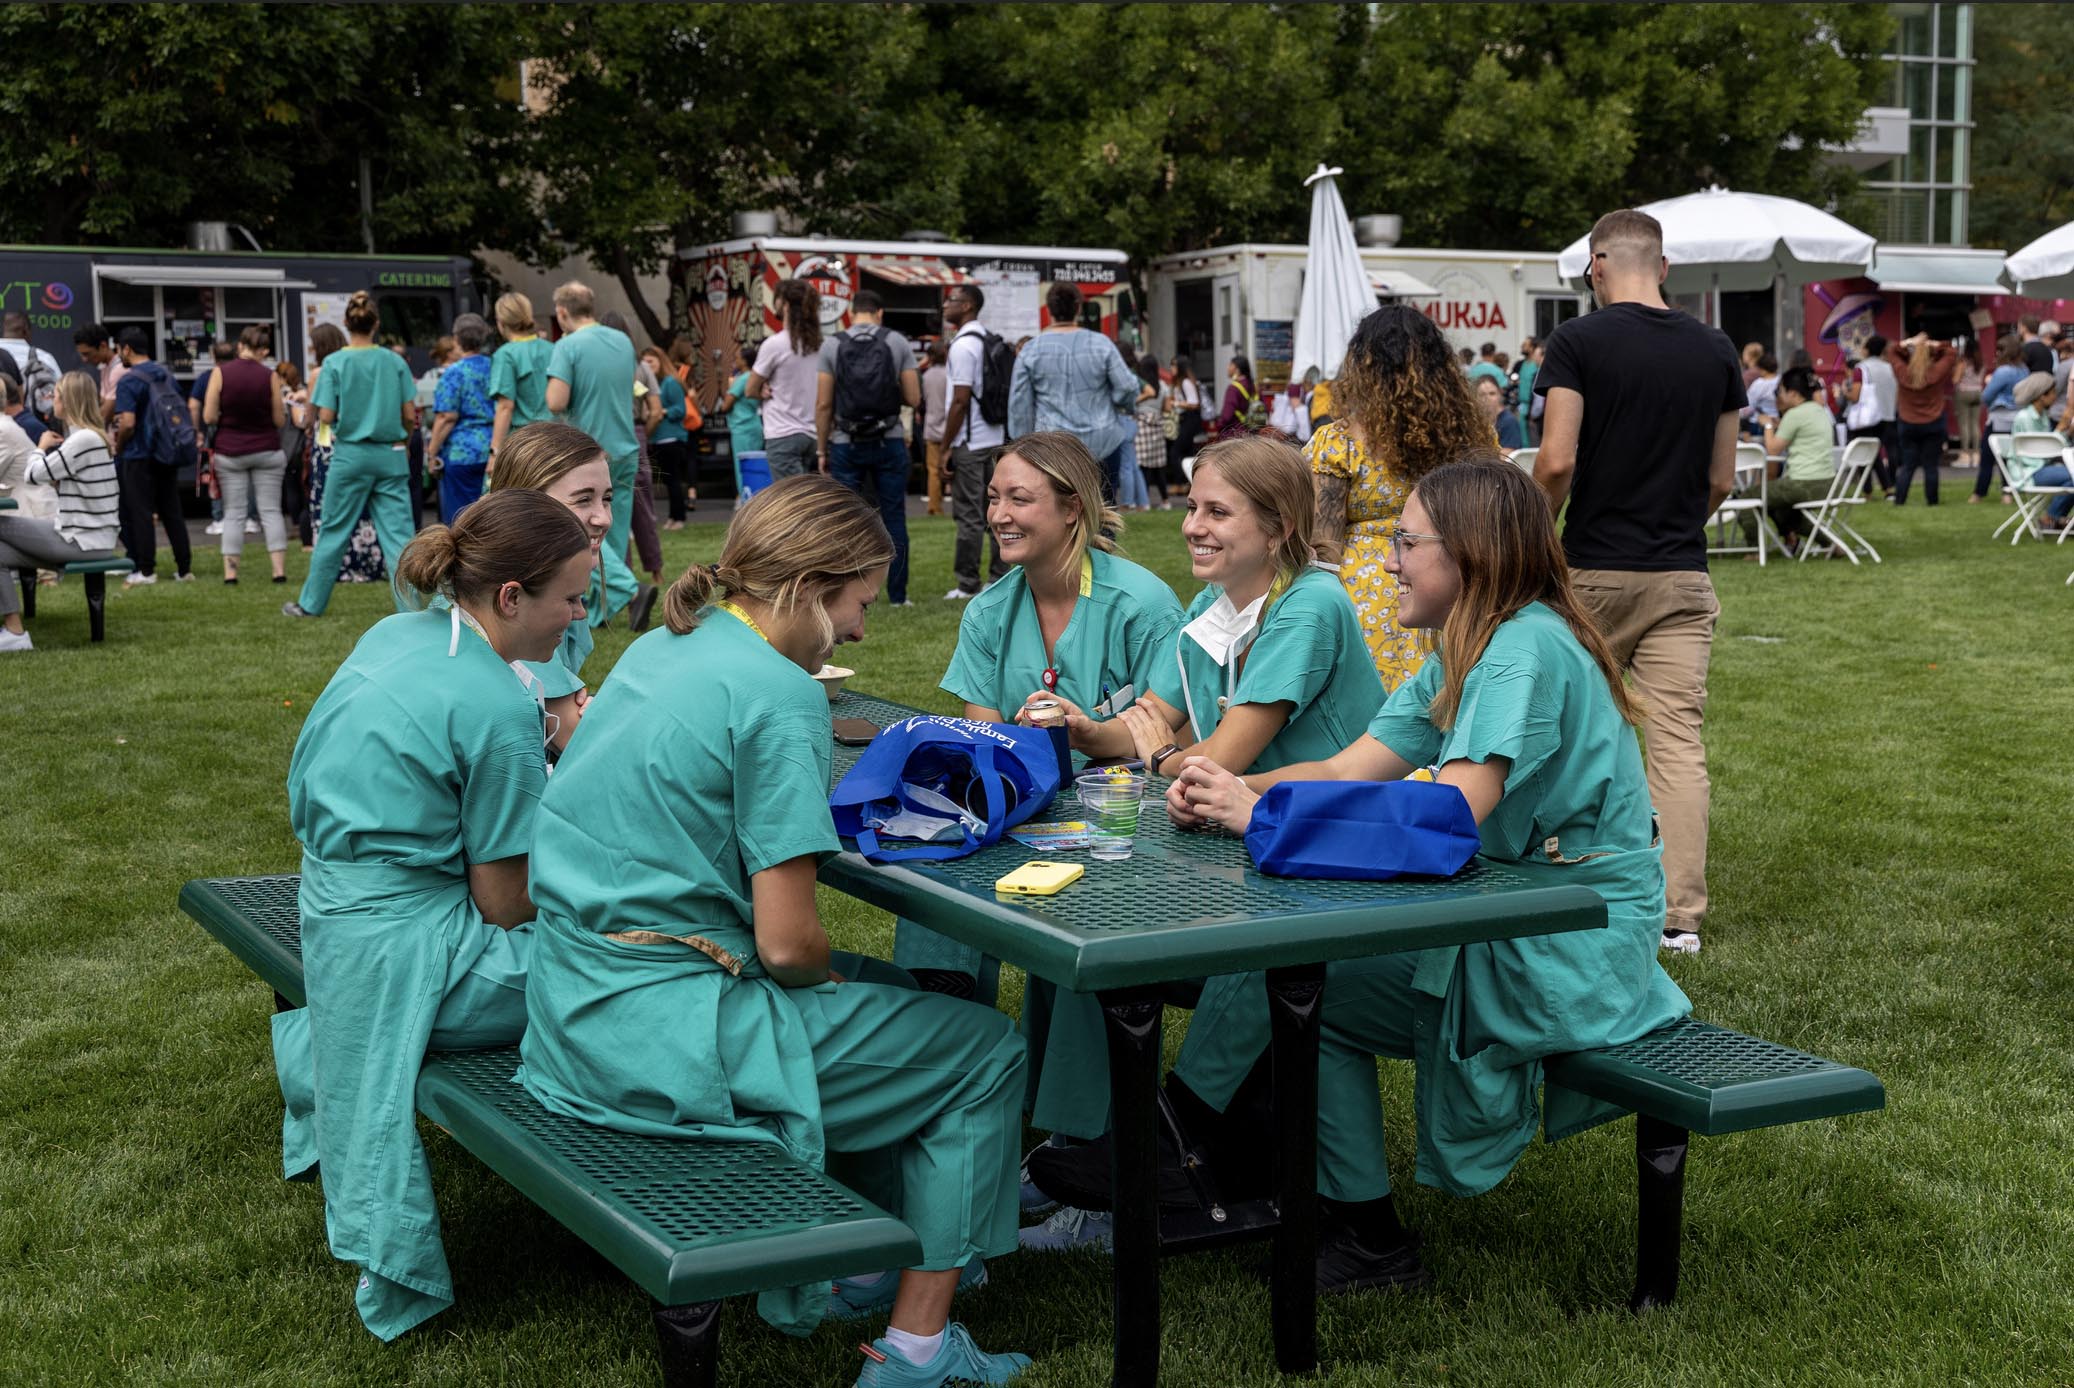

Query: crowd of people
(243, 205), (1758, 1387)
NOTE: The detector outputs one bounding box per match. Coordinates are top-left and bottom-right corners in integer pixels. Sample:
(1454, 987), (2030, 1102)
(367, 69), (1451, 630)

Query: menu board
(971, 266), (1041, 343)
(301, 293), (353, 368)
(1254, 319), (1294, 392)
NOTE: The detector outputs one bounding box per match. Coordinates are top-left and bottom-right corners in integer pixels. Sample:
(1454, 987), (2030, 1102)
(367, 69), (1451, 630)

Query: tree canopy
(0, 3), (1900, 331)
(1970, 3), (2074, 255)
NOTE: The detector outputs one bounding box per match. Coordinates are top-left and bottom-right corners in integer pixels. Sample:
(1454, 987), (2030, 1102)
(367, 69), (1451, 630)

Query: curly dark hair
(1330, 306), (1496, 483)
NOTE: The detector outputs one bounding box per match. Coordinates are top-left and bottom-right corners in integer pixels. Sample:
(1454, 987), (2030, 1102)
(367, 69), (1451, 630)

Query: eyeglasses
(1385, 527), (1443, 557)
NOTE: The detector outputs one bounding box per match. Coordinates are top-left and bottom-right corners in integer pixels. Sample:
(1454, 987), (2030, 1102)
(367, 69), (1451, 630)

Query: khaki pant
(925, 439), (946, 515)
(1571, 568), (1720, 932)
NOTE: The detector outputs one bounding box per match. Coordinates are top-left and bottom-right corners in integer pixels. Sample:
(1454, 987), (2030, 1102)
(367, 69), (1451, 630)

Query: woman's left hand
(1172, 756), (1259, 835)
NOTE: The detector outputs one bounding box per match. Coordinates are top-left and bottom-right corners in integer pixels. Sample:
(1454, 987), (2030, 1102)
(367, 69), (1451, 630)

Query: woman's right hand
(1117, 699), (1173, 767)
(1172, 756), (1260, 835)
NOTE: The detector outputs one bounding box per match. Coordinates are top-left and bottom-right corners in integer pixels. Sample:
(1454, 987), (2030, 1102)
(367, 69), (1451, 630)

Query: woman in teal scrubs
(283, 290), (419, 620)
(519, 475), (1034, 1387)
(1050, 434), (1383, 780)
(272, 488), (594, 1341)
(1027, 456), (1690, 1293)
(488, 420), (615, 755)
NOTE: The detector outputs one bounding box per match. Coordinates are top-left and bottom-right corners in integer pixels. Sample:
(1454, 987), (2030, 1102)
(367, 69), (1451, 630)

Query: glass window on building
(1863, 2), (1973, 247)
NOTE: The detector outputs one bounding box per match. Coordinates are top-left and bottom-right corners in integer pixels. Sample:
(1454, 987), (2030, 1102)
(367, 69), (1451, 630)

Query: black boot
(1314, 1196), (1429, 1295)
(1025, 1076), (1217, 1211)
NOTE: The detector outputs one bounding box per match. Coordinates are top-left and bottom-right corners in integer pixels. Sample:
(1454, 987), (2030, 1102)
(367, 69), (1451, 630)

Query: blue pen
(1099, 682), (1111, 712)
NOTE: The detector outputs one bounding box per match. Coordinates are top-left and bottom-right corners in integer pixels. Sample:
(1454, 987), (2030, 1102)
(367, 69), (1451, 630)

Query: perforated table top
(822, 691), (1608, 992)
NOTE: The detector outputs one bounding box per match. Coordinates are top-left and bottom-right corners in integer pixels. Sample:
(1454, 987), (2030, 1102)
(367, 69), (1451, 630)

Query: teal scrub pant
(891, 920), (1108, 1140)
(589, 448), (641, 626)
(1173, 952), (1418, 1203)
(791, 958), (1028, 1271)
(297, 444), (415, 615)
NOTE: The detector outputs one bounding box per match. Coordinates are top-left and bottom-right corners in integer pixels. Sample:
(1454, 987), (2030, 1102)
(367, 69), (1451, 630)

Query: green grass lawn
(4, 499), (2071, 1386)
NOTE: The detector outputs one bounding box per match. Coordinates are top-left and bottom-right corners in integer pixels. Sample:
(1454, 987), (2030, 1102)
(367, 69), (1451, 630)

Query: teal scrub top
(1363, 602), (1690, 1194)
(726, 370), (765, 454)
(653, 373), (690, 445)
(941, 548), (1184, 719)
(289, 607), (547, 871)
(488, 336), (556, 429)
(1148, 564), (1384, 774)
(312, 345), (414, 467)
(547, 324), (639, 461)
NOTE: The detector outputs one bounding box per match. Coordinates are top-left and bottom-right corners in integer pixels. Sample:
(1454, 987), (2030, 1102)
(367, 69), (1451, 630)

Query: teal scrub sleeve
(489, 350), (515, 403)
(1232, 604), (1337, 716)
(940, 591), (1007, 708)
(1365, 656), (1446, 767)
(312, 362), (341, 416)
(1434, 644), (1560, 788)
(386, 352), (415, 404)
(459, 729), (550, 863)
(1124, 599), (1184, 689)
(1146, 621), (1188, 710)
(522, 656), (585, 700)
(732, 713), (844, 875)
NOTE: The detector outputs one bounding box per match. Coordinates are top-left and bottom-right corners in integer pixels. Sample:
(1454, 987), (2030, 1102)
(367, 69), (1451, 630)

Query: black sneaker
(628, 582), (658, 633)
(1024, 1123), (1198, 1212)
(1314, 1225), (1431, 1296)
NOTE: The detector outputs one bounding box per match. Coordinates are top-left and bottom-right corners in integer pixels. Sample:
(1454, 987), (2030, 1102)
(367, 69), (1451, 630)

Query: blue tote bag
(1244, 780), (1481, 881)
(829, 715), (1065, 863)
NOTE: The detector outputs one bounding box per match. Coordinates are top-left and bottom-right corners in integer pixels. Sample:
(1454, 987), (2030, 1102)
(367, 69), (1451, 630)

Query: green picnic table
(820, 692), (1608, 1388)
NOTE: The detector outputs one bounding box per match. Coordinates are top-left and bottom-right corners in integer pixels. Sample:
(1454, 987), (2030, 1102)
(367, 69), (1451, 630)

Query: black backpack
(833, 327), (902, 438)
(975, 330), (1016, 428)
(135, 362), (199, 469)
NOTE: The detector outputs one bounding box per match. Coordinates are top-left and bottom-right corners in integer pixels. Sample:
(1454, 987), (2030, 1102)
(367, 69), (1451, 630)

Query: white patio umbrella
(1289, 163), (1377, 383)
(1554, 186), (1876, 302)
(2000, 221), (2074, 299)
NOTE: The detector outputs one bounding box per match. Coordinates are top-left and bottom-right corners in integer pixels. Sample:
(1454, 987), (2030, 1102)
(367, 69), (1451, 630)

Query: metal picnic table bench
(181, 688), (1884, 1386)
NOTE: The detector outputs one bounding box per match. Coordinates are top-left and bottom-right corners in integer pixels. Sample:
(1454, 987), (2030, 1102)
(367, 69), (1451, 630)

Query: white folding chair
(1709, 442), (1785, 566)
(1509, 446), (1537, 475)
(1795, 437), (1882, 564)
(1989, 433), (2074, 543)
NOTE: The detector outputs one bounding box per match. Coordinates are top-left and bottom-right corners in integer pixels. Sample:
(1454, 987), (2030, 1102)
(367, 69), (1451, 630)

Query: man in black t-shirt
(1533, 208), (1745, 957)
(2018, 314), (2054, 376)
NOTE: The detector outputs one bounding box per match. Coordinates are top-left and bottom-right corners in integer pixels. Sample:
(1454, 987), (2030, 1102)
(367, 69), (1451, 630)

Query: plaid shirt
(1007, 328), (1140, 460)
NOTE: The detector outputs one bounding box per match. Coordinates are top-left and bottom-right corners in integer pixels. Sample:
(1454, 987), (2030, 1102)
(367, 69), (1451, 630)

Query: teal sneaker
(855, 1322), (1031, 1386)
(827, 1259), (988, 1321)
(1017, 1204), (1113, 1253)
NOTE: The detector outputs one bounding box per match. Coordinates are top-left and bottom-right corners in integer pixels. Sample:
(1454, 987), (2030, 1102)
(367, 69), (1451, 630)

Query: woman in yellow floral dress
(1309, 306), (1496, 689)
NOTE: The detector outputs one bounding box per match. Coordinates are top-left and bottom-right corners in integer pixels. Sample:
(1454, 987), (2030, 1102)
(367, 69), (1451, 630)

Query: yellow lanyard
(716, 599), (769, 643)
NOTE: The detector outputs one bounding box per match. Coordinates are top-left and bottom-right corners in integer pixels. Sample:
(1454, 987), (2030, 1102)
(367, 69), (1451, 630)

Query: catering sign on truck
(671, 236), (1131, 415)
(1146, 244), (1585, 390)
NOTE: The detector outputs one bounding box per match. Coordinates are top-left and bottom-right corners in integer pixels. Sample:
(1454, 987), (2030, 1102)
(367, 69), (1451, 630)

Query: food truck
(1145, 243), (1586, 390)
(671, 234), (1132, 415)
(0, 240), (479, 385)
(1797, 245), (2072, 384)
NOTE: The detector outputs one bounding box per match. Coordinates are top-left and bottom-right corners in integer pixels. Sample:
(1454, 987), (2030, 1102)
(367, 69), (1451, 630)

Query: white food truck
(1145, 242), (1587, 391)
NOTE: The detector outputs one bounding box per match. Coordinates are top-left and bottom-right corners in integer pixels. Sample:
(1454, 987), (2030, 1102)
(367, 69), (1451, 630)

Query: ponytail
(776, 278), (822, 355)
(344, 290), (380, 336)
(662, 475), (891, 644)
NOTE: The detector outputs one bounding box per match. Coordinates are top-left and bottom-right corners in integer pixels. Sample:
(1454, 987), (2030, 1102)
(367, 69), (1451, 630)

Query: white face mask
(1181, 589), (1268, 669)
(506, 659), (560, 764)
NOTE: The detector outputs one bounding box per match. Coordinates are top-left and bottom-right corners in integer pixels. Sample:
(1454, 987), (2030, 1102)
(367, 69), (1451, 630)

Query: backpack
(17, 347), (58, 417)
(1234, 381), (1269, 432)
(975, 329), (1016, 428)
(833, 326), (902, 438)
(134, 362), (200, 469)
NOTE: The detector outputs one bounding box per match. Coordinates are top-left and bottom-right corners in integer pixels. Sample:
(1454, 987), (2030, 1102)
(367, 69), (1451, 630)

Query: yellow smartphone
(995, 861), (1085, 897)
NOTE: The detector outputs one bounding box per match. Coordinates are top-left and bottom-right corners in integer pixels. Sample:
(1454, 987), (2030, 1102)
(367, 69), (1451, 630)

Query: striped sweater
(28, 428), (120, 550)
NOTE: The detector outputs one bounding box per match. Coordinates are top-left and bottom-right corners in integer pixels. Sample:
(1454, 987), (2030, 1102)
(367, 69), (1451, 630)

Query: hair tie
(707, 563), (721, 579)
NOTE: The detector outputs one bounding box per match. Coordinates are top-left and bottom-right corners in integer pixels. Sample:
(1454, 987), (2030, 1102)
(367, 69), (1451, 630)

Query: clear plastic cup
(1076, 769), (1146, 860)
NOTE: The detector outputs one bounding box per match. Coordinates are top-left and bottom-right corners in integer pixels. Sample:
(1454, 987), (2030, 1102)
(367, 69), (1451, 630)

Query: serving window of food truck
(92, 264), (313, 379)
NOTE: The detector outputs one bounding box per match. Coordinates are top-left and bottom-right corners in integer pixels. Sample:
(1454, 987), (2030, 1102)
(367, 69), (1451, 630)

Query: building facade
(1860, 3), (1974, 247)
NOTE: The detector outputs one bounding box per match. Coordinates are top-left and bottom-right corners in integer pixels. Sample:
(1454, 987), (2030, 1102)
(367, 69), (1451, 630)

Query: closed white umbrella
(1289, 164), (1377, 383)
(1555, 186), (1876, 296)
(2000, 222), (2074, 299)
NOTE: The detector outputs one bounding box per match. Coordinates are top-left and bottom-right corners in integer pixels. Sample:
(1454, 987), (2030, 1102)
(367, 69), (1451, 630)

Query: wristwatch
(1148, 742), (1181, 776)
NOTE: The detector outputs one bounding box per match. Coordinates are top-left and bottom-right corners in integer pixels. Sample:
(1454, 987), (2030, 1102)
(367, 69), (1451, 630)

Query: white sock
(884, 1325), (945, 1366)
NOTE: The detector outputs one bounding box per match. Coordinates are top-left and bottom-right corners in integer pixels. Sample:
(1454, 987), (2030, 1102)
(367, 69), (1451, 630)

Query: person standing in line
(1466, 343), (1506, 392)
(1738, 341), (1765, 386)
(920, 337), (949, 516)
(109, 326), (195, 586)
(282, 292), (419, 619)
(74, 323), (127, 419)
(1842, 335), (1899, 497)
(0, 372), (121, 651)
(1133, 354), (1170, 508)
(0, 310), (61, 421)
(1513, 336), (1540, 437)
(202, 325), (290, 583)
(717, 342), (765, 495)
(276, 359), (313, 550)
(1476, 375), (1525, 451)
(940, 283), (1010, 599)
(544, 281), (646, 629)
(747, 278), (825, 481)
(603, 311), (665, 599)
(1167, 355), (1203, 473)
(1209, 353), (1265, 439)
(1532, 207), (1744, 957)
(1974, 335), (2028, 504)
(817, 288), (921, 607)
(1889, 333), (1957, 506)
(1006, 282), (1140, 500)
(303, 325), (388, 587)
(1952, 338), (1984, 475)
(2018, 313), (2054, 375)
(486, 292), (556, 470)
(426, 314), (497, 523)
(645, 345), (696, 530)
(1741, 353), (1780, 439)
(193, 341), (241, 539)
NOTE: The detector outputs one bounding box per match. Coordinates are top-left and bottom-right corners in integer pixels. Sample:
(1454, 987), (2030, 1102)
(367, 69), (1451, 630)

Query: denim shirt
(1007, 328), (1140, 460)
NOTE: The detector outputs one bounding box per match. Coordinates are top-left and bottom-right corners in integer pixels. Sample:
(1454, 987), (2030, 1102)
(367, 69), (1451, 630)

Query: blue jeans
(2030, 461), (2074, 520)
(1099, 442), (1128, 505)
(830, 435), (911, 603)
